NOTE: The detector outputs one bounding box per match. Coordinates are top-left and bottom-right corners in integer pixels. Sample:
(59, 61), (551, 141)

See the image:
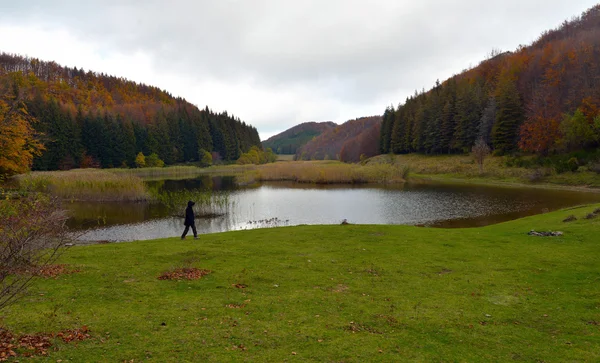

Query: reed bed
(243, 161), (408, 184)
(113, 164), (258, 180)
(367, 154), (532, 180)
(153, 189), (232, 217)
(16, 169), (149, 202)
(112, 166), (205, 179)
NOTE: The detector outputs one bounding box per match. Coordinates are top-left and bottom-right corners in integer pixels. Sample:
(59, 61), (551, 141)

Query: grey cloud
(0, 0), (598, 131)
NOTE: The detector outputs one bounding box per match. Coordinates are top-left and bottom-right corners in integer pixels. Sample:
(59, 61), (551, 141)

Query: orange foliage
(0, 75), (44, 176)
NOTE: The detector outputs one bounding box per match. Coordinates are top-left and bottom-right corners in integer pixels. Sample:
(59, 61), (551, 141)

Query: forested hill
(0, 53), (260, 170)
(261, 121), (337, 154)
(296, 116), (382, 162)
(380, 4), (600, 157)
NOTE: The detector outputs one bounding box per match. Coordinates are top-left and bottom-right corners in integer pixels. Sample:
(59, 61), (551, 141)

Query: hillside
(0, 53), (260, 174)
(296, 116), (381, 161)
(380, 4), (600, 158)
(261, 121), (336, 154)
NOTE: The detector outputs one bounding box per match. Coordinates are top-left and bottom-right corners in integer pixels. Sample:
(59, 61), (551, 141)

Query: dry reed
(17, 169), (149, 202)
(244, 161), (407, 184)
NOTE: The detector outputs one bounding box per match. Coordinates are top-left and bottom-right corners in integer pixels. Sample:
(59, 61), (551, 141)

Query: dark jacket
(184, 201), (195, 226)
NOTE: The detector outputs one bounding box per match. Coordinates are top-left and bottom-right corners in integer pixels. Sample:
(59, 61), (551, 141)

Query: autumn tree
(135, 152), (146, 168)
(0, 74), (44, 177)
(199, 149), (212, 167)
(558, 108), (600, 151)
(145, 153), (165, 167)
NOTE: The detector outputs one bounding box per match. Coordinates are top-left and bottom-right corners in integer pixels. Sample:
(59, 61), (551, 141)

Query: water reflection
(71, 177), (600, 243)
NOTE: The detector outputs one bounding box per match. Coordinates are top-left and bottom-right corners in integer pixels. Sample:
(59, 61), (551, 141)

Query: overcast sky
(0, 1), (597, 140)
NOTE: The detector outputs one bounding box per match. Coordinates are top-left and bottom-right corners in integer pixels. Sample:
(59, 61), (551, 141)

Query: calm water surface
(69, 176), (600, 243)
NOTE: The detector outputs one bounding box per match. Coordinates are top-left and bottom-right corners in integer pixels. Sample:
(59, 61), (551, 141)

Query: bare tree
(0, 192), (72, 310)
(472, 138), (491, 174)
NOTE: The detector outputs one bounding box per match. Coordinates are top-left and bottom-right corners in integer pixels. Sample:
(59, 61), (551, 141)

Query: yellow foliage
(0, 79), (44, 177)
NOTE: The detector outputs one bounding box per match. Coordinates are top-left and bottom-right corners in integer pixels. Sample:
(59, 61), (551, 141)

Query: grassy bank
(368, 154), (600, 189)
(3, 204), (600, 361)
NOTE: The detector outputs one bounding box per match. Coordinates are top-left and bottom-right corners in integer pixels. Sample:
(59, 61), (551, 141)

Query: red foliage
(158, 268), (211, 280)
(340, 122), (381, 162)
(13, 264), (80, 279)
(297, 116), (382, 160)
(0, 326), (90, 361)
(518, 116), (561, 154)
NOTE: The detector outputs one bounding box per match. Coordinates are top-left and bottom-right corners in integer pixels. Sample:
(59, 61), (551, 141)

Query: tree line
(0, 54), (261, 176)
(380, 5), (600, 157)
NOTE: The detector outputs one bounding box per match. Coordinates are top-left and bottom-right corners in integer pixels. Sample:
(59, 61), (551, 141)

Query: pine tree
(379, 105), (395, 153)
(453, 84), (483, 153)
(492, 76), (524, 154)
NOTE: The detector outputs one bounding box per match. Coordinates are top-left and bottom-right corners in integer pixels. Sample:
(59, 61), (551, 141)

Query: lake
(68, 176), (600, 243)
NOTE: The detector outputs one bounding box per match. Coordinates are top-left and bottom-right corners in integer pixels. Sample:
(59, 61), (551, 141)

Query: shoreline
(408, 173), (600, 194)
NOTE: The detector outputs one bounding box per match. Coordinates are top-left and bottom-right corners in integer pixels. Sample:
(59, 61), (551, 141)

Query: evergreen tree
(380, 105), (395, 153)
(453, 84), (483, 153)
(492, 76), (524, 154)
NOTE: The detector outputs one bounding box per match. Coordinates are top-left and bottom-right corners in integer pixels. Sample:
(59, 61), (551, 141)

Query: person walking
(181, 200), (198, 239)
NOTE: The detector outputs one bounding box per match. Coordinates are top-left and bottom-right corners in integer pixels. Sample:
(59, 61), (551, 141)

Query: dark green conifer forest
(381, 5), (600, 157)
(0, 53), (261, 171)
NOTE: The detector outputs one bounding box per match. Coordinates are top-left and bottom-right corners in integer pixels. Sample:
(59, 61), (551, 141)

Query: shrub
(0, 193), (72, 310)
(528, 168), (551, 182)
(589, 163), (600, 174)
(554, 157), (579, 174)
(135, 152), (146, 168)
(199, 149), (212, 167)
(145, 153), (165, 168)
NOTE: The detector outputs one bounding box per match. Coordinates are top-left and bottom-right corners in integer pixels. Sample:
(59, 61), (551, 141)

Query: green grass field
(3, 204), (600, 362)
(368, 154), (600, 189)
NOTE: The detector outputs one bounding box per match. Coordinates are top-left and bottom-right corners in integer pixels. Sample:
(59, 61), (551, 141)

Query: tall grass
(16, 169), (149, 202)
(152, 189), (232, 217)
(112, 166), (205, 179)
(114, 165), (258, 180)
(368, 154), (532, 180)
(240, 161), (408, 184)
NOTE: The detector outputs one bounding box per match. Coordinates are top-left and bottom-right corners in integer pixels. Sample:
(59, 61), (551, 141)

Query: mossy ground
(2, 204), (600, 362)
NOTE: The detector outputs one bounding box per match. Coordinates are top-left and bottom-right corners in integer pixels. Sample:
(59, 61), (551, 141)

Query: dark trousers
(181, 223), (197, 238)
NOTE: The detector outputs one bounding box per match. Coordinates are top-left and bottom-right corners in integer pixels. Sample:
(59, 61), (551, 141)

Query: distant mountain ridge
(262, 121), (337, 154)
(296, 116), (382, 162)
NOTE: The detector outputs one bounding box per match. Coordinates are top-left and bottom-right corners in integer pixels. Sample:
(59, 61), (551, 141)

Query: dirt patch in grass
(0, 326), (90, 361)
(438, 268), (453, 275)
(225, 303), (246, 309)
(232, 283), (248, 289)
(332, 284), (349, 293)
(344, 321), (382, 334)
(12, 264), (80, 279)
(157, 268), (211, 281)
